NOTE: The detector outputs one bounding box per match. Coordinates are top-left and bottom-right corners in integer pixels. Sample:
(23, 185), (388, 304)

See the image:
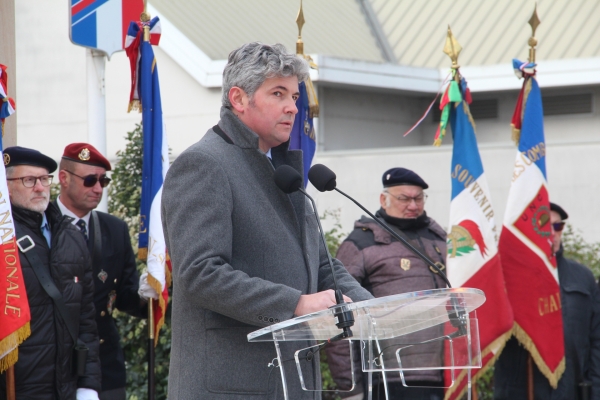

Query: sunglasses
(552, 222), (565, 232)
(65, 170), (111, 188)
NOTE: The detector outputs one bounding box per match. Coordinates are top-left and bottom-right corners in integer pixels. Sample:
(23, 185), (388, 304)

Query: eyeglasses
(552, 222), (565, 232)
(7, 175), (54, 188)
(385, 191), (428, 205)
(65, 170), (111, 188)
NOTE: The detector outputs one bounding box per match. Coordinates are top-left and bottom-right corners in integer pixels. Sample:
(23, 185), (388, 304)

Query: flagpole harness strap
(17, 233), (89, 375)
(91, 211), (102, 267)
(16, 235), (35, 253)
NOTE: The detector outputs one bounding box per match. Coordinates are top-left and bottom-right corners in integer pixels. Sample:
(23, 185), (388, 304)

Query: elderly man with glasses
(1, 146), (101, 399)
(56, 143), (156, 400)
(494, 202), (600, 400)
(326, 167), (448, 400)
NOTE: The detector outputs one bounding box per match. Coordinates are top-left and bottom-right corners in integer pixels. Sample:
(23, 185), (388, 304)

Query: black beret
(3, 146), (57, 173)
(550, 202), (568, 221)
(382, 167), (428, 189)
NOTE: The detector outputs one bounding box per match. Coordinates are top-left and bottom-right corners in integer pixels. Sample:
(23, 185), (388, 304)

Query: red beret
(62, 143), (112, 171)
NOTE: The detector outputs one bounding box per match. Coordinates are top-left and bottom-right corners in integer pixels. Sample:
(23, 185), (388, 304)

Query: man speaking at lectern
(161, 42), (372, 400)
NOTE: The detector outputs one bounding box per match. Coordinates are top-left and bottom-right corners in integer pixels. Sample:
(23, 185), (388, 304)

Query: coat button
(258, 315), (263, 321)
(269, 318), (274, 323)
(99, 339), (104, 344)
(100, 311), (106, 317)
(114, 279), (117, 283)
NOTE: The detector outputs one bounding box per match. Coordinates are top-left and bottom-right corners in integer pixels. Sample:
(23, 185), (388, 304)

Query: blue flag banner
(125, 17), (171, 344)
(138, 37), (164, 255)
(290, 80), (316, 186)
(443, 75), (513, 400)
(499, 59), (564, 387)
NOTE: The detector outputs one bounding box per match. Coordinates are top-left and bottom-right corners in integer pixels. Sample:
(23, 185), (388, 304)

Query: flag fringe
(513, 322), (565, 389)
(0, 322), (31, 373)
(462, 101), (476, 131)
(165, 253), (172, 288)
(511, 124), (521, 144)
(128, 100), (141, 113)
(304, 77), (319, 118)
(147, 273), (167, 347)
(443, 327), (513, 400)
(138, 247), (148, 261)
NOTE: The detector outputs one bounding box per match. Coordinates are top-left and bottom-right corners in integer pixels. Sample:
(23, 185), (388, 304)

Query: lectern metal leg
(375, 339), (389, 400)
(466, 316), (473, 400)
(273, 338), (288, 400)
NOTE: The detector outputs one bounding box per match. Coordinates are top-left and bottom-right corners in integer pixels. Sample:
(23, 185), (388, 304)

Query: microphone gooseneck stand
(307, 164), (468, 336)
(273, 165), (354, 339)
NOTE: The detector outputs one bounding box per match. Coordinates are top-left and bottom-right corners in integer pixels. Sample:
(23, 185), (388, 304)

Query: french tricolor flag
(498, 61), (565, 388)
(125, 18), (170, 344)
(441, 73), (514, 400)
(0, 65), (31, 373)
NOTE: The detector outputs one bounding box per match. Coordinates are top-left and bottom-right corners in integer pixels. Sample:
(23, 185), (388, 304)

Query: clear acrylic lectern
(248, 287), (485, 400)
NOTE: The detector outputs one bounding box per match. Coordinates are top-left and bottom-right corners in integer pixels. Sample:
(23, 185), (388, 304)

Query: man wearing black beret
(494, 202), (600, 399)
(0, 146), (101, 399)
(326, 167), (447, 400)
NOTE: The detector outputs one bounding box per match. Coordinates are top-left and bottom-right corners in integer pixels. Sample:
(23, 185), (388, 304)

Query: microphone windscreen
(308, 164), (337, 192)
(274, 165), (303, 194)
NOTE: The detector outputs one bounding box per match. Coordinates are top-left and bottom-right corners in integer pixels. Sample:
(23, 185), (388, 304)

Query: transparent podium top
(248, 288), (484, 342)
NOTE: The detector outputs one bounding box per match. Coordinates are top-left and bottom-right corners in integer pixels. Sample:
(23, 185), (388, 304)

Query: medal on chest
(97, 269), (108, 283)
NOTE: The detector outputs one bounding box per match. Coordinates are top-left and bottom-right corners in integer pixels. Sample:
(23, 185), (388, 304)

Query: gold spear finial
(141, 0), (151, 42)
(296, 0), (305, 55)
(443, 25), (462, 70)
(528, 4), (541, 63)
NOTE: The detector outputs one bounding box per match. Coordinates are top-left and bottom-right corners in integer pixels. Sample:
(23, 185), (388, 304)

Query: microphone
(308, 164), (451, 288)
(273, 165), (354, 339)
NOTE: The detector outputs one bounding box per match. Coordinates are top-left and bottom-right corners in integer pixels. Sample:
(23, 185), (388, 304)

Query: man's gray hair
(5, 166), (15, 178)
(222, 42), (310, 108)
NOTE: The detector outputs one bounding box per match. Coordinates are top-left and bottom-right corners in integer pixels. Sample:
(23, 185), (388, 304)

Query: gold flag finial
(443, 25), (462, 70)
(296, 0), (305, 55)
(141, 0), (151, 42)
(528, 4), (541, 63)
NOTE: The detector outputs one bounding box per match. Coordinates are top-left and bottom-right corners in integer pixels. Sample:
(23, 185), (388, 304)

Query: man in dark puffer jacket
(0, 146), (101, 400)
(326, 167), (447, 400)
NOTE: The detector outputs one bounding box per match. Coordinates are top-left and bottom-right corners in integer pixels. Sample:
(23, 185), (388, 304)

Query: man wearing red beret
(56, 143), (157, 400)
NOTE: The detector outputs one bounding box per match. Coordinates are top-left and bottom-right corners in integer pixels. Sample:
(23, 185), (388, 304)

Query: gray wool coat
(161, 107), (373, 400)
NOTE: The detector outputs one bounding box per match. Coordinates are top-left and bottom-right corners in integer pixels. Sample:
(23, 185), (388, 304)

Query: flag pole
(442, 26), (477, 400)
(139, 2), (156, 398)
(6, 366), (15, 400)
(526, 9), (540, 400)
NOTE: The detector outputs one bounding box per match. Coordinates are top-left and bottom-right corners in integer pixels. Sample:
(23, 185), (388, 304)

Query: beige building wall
(313, 139), (600, 247)
(14, 0), (221, 163)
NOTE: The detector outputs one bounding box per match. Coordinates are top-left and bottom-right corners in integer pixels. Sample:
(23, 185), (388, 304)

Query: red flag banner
(497, 60), (565, 387)
(0, 163), (31, 372)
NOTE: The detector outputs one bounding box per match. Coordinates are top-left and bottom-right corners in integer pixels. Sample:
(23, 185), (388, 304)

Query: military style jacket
(326, 212), (448, 397)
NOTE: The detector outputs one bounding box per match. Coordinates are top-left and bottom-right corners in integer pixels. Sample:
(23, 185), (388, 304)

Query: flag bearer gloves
(138, 272), (159, 300)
